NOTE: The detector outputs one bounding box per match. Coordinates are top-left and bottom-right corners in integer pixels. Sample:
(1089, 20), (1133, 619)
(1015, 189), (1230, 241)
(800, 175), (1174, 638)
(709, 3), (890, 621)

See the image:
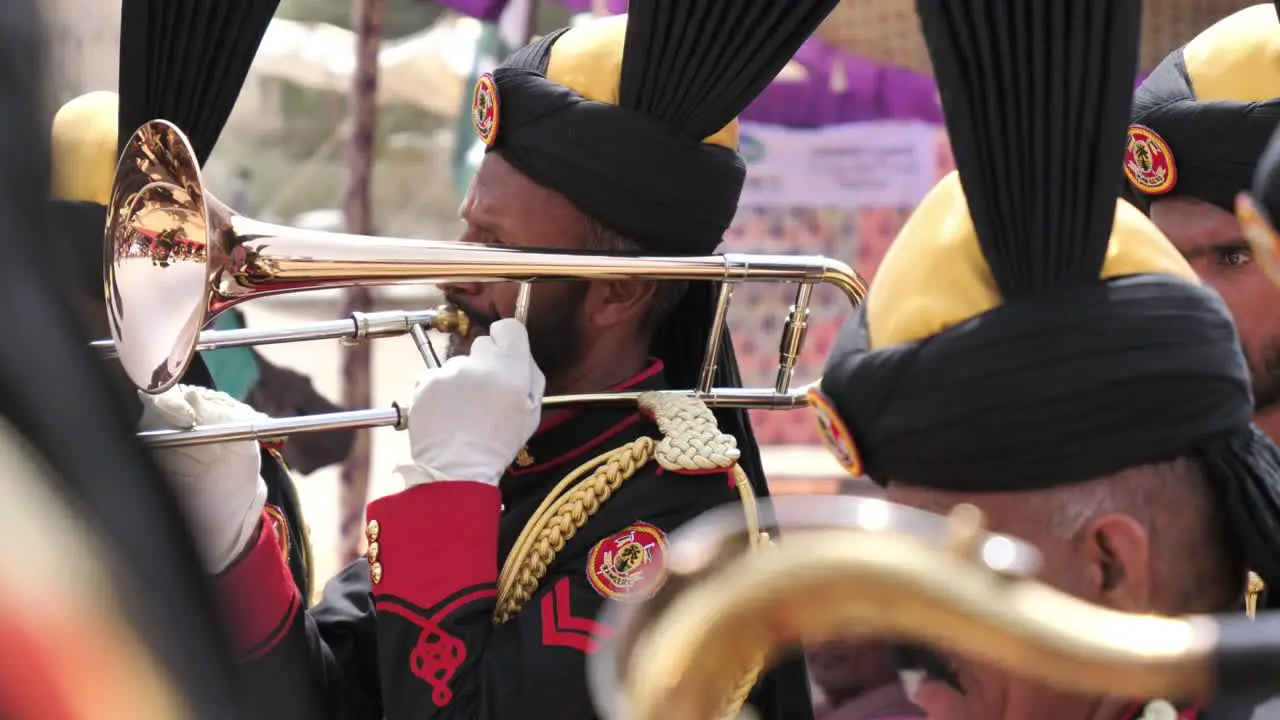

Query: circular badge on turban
(586, 522), (668, 602)
(807, 387), (863, 477)
(1124, 125), (1177, 195)
(472, 73), (500, 146)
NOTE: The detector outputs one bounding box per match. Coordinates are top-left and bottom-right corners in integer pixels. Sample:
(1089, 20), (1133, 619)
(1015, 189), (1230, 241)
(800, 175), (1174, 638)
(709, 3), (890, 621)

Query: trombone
(103, 120), (868, 448)
(590, 496), (1275, 720)
(93, 306), (468, 361)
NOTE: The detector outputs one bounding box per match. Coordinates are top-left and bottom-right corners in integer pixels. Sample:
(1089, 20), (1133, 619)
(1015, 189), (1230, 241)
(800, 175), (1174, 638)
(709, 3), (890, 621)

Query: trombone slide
(135, 386), (817, 447)
(93, 307), (467, 358)
(138, 406), (407, 448)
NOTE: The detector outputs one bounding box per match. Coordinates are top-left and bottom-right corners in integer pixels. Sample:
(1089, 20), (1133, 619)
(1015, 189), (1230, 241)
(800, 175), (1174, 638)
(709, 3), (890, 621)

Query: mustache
(889, 644), (964, 694)
(445, 296), (502, 331)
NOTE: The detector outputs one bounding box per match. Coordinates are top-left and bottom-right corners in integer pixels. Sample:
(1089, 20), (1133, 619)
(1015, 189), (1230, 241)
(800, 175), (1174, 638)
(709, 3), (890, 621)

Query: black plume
(916, 0), (1143, 299)
(619, 0), (840, 141)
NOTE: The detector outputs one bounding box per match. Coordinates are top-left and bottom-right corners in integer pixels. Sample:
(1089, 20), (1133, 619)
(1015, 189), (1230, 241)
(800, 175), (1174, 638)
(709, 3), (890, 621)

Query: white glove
(138, 385), (269, 574)
(398, 318), (545, 488)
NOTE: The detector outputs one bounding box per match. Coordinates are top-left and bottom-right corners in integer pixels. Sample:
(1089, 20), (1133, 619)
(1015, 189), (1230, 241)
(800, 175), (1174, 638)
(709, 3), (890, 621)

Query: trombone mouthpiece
(432, 305), (470, 337)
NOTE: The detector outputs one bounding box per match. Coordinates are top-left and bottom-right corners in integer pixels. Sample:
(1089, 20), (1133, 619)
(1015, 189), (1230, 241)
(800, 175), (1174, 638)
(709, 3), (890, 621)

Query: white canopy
(251, 14), (808, 121)
(251, 16), (484, 119)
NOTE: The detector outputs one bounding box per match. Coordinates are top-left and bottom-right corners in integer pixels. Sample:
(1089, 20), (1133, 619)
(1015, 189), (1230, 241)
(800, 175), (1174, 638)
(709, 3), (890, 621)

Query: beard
(1249, 337), (1280, 412)
(444, 284), (588, 387)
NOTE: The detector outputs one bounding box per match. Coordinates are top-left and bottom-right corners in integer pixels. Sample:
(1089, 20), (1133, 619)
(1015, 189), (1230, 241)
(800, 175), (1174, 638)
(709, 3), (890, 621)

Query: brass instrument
(590, 496), (1267, 720)
(103, 120), (867, 448)
(93, 306), (468, 358)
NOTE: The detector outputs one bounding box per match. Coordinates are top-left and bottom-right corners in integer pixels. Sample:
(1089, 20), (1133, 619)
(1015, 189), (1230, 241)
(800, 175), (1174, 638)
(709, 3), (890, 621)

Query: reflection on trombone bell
(105, 120), (868, 448)
(589, 496), (1275, 720)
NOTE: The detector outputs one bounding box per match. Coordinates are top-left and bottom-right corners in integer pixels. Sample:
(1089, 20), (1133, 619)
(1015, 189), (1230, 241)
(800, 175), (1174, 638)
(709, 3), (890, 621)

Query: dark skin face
(442, 152), (657, 400)
(1149, 196), (1280, 442)
(884, 482), (1178, 720)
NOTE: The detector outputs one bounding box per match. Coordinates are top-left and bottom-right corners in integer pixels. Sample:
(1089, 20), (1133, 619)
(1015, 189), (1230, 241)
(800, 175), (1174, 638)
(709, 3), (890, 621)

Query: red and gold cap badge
(586, 522), (668, 602)
(807, 387), (863, 477)
(1124, 125), (1177, 195)
(471, 73), (500, 146)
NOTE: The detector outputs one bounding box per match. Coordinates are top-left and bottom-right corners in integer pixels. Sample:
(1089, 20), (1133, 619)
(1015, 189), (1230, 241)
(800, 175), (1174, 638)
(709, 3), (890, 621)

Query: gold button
(366, 541), (380, 563)
(515, 448), (534, 467)
(366, 519), (380, 543)
(369, 561), (383, 584)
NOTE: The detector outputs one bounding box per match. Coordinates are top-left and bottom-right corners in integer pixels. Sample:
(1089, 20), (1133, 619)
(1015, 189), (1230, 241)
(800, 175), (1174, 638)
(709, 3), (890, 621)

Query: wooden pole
(338, 0), (385, 565)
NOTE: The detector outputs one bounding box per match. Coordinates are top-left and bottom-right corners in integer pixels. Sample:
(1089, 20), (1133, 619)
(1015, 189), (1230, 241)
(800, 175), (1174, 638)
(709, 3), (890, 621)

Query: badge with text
(586, 522), (668, 601)
(1124, 125), (1177, 195)
(808, 387), (863, 477)
(471, 73), (500, 147)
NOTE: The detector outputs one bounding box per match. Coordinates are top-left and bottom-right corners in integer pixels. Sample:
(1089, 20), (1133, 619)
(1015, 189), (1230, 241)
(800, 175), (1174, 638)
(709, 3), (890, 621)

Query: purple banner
(434, 0), (510, 20)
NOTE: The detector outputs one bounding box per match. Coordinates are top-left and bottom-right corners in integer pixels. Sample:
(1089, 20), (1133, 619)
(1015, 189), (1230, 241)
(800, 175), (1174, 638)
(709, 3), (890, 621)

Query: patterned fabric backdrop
(726, 125), (956, 448)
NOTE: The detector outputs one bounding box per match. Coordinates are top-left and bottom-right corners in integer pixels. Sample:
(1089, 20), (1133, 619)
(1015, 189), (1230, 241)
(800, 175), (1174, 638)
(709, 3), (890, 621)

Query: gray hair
(1045, 456), (1244, 611)
(583, 217), (689, 332)
(1047, 457), (1204, 537)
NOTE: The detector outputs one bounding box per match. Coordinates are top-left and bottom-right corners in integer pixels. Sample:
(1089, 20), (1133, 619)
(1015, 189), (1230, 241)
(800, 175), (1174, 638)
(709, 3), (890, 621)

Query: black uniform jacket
(218, 360), (814, 719)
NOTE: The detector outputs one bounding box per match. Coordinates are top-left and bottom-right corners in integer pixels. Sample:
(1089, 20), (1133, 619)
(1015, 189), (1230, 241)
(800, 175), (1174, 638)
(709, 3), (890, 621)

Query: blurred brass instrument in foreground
(103, 120), (867, 448)
(590, 496), (1274, 720)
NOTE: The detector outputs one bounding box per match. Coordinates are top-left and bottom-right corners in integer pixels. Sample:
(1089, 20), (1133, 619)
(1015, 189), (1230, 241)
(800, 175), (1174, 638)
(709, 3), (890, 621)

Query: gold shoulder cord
(494, 393), (765, 719)
(1246, 571), (1265, 619)
(266, 448), (316, 602)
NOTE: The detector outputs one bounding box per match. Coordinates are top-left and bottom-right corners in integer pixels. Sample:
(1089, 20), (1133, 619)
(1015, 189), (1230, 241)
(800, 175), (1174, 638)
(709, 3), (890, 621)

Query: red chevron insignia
(540, 578), (613, 653)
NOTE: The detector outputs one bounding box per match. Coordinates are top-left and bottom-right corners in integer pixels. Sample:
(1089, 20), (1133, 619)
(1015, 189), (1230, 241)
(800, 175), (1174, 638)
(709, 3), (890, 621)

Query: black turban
(1125, 5), (1280, 214)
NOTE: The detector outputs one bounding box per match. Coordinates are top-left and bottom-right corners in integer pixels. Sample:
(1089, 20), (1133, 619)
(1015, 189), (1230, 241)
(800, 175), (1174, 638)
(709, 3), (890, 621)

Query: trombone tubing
(92, 308), (452, 358)
(135, 385), (818, 448)
(217, 212), (867, 307)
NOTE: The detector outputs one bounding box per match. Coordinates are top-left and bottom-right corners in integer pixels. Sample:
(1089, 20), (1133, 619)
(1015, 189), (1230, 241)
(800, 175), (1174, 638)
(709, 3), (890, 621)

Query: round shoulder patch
(472, 73), (500, 147)
(1237, 193), (1280, 287)
(807, 387), (863, 477)
(1124, 125), (1177, 195)
(586, 522), (668, 602)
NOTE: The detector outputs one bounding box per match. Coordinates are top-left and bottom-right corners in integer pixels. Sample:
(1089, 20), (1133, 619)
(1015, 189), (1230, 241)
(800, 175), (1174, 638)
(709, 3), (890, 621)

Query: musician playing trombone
(1125, 4), (1280, 453)
(135, 1), (841, 718)
(811, 1), (1280, 719)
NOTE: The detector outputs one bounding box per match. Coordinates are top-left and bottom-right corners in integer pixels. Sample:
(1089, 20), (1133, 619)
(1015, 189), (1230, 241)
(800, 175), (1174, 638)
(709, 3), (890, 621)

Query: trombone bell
(105, 120), (212, 394)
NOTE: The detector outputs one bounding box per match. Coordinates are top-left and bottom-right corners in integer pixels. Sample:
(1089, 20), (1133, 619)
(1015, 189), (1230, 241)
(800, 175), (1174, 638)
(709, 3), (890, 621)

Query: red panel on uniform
(365, 481), (501, 610)
(217, 512), (301, 658)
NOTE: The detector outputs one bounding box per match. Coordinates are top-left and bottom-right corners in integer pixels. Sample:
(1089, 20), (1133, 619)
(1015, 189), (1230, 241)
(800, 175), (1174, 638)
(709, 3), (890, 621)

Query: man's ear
(584, 279), (656, 328)
(1078, 513), (1152, 612)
